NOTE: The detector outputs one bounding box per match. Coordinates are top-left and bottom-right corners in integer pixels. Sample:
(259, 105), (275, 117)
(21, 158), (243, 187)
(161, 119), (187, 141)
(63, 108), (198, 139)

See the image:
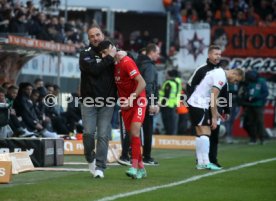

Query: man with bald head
(79, 25), (117, 179)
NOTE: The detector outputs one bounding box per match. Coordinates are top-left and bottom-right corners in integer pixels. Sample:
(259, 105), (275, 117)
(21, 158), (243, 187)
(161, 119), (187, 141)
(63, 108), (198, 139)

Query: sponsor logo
(130, 70), (137, 76)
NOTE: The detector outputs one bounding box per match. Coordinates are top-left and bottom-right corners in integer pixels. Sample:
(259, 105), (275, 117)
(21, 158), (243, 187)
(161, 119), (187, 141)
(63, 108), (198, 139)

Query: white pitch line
(95, 157), (276, 201)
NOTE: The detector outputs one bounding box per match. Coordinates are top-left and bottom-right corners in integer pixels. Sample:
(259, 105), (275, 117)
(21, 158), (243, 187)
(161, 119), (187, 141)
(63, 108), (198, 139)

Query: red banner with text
(212, 26), (275, 57)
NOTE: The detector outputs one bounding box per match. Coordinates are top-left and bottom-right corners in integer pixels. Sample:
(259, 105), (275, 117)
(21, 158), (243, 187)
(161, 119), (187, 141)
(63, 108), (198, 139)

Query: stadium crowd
(0, 79), (83, 138)
(0, 0), (275, 53)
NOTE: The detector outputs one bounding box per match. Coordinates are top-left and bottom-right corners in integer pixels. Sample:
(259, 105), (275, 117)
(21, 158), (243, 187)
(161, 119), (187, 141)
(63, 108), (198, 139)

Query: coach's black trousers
(142, 113), (154, 160)
(209, 125), (220, 164)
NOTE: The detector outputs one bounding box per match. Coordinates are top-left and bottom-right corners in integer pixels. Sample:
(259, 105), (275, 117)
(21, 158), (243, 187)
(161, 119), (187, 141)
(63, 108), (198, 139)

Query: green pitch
(1, 139), (276, 201)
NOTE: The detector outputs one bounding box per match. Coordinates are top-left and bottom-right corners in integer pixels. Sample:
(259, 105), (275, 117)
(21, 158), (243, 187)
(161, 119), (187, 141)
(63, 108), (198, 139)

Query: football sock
(195, 136), (203, 165)
(131, 136), (142, 169)
(200, 135), (210, 165)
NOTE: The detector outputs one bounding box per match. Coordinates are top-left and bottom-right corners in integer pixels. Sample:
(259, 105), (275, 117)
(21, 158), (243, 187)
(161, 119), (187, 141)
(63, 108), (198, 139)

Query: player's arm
(79, 46), (116, 76)
(130, 74), (146, 100)
(210, 87), (220, 130)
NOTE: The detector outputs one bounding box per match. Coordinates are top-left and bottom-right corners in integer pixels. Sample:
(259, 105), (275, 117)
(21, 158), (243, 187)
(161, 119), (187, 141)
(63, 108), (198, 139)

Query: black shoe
(213, 162), (222, 168)
(143, 157), (159, 166)
(117, 157), (131, 166)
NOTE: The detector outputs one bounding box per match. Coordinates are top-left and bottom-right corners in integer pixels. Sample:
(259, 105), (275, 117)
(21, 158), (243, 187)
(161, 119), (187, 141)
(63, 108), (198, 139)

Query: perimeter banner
(212, 26), (275, 57)
(64, 135), (196, 155)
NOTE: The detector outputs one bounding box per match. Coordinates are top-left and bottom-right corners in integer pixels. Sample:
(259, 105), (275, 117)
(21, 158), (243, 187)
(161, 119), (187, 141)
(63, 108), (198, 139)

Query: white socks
(196, 135), (210, 165)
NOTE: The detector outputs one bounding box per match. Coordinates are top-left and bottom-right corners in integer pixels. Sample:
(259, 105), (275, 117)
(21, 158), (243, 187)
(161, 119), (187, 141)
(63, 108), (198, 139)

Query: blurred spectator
(256, 0), (273, 21)
(66, 89), (83, 133)
(181, 1), (198, 23)
(0, 86), (13, 138)
(224, 83), (240, 143)
(13, 82), (58, 137)
(33, 78), (44, 89)
(45, 83), (69, 134)
(214, 3), (233, 25)
(5, 85), (33, 137)
(164, 0), (182, 25)
(159, 69), (181, 134)
(238, 70), (269, 144)
(246, 6), (260, 25)
(8, 10), (28, 34)
(230, 0), (248, 24)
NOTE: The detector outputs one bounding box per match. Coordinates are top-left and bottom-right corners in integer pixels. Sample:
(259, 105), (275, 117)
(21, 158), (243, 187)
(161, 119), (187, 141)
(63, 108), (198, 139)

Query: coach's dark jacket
(136, 54), (158, 105)
(187, 59), (230, 114)
(79, 45), (117, 104)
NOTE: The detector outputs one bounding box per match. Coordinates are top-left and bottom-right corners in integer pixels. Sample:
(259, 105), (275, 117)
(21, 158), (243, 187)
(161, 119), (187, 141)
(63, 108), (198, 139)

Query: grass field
(1, 139), (276, 201)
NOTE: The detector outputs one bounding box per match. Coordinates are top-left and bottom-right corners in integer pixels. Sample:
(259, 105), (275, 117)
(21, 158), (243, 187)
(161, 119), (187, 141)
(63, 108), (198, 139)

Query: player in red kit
(98, 40), (147, 179)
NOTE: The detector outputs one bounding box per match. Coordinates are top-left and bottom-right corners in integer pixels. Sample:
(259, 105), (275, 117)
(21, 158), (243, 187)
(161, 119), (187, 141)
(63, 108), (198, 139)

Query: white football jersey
(187, 68), (227, 109)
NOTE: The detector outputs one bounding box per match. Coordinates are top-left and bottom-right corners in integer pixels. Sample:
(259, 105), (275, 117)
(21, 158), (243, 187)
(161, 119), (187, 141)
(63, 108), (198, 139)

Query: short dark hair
(88, 24), (102, 32)
(98, 40), (114, 52)
(146, 43), (158, 55)
(53, 84), (60, 90)
(8, 85), (18, 91)
(34, 78), (43, 84)
(208, 45), (221, 53)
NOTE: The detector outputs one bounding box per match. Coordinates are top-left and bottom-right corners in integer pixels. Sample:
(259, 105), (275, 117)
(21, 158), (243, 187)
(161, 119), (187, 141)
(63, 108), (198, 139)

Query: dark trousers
(161, 107), (178, 134)
(209, 125), (220, 164)
(121, 131), (130, 159)
(245, 107), (265, 142)
(142, 113), (153, 159)
(177, 114), (189, 135)
(120, 112), (154, 160)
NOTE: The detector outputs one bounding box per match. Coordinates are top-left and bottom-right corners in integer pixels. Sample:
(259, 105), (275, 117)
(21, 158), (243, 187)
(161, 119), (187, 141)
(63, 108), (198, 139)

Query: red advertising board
(212, 26), (275, 57)
(8, 35), (75, 53)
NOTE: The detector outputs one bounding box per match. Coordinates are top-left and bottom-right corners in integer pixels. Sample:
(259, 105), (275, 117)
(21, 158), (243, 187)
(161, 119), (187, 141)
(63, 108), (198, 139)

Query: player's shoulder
(212, 67), (224, 75)
(122, 55), (135, 63)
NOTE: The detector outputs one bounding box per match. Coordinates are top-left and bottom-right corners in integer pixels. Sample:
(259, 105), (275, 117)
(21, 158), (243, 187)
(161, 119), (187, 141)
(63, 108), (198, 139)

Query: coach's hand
(211, 117), (217, 130)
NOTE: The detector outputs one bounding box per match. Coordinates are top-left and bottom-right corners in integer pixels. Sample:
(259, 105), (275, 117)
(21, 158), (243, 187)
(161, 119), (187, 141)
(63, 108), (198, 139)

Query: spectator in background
(44, 83), (69, 134)
(181, 1), (198, 23)
(8, 10), (28, 34)
(0, 6), (12, 32)
(238, 70), (269, 144)
(136, 43), (160, 165)
(224, 82), (240, 144)
(0, 86), (13, 138)
(234, 10), (247, 25)
(6, 85), (35, 137)
(256, 0), (273, 21)
(66, 87), (83, 134)
(164, 0), (182, 25)
(13, 82), (57, 138)
(246, 6), (260, 25)
(159, 69), (180, 135)
(31, 88), (54, 133)
(214, 3), (232, 25)
(177, 82), (189, 135)
(33, 78), (44, 89)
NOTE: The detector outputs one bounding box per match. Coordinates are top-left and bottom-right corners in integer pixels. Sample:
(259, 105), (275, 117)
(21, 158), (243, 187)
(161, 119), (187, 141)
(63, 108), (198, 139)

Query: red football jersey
(114, 56), (146, 105)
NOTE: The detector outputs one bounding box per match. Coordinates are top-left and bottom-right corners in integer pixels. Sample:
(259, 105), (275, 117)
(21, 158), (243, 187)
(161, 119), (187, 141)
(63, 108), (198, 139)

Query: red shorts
(121, 104), (146, 131)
